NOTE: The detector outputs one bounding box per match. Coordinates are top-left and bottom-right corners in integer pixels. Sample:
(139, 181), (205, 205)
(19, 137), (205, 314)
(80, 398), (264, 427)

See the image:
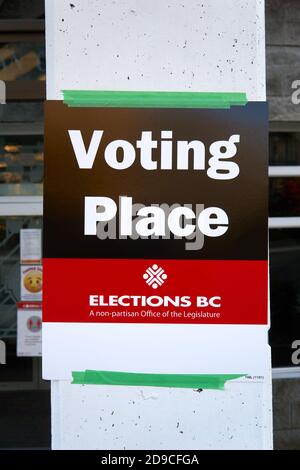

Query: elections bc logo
(143, 264), (167, 289)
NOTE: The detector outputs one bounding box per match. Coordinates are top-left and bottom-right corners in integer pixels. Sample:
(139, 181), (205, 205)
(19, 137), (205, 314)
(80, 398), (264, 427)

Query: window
(0, 41), (45, 81)
(0, 2), (49, 450)
(0, 215), (45, 389)
(269, 128), (300, 374)
(0, 134), (43, 196)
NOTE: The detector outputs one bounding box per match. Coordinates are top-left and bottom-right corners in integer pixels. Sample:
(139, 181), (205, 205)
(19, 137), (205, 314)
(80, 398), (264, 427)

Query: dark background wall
(266, 0), (300, 450)
(267, 0), (300, 122)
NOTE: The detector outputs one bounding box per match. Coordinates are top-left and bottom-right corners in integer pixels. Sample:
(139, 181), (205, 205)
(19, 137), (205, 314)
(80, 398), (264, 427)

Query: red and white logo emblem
(143, 264), (168, 289)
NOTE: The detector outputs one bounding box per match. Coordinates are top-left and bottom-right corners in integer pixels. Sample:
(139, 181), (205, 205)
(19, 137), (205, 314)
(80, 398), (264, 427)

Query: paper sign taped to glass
(17, 302), (42, 357)
(43, 92), (268, 382)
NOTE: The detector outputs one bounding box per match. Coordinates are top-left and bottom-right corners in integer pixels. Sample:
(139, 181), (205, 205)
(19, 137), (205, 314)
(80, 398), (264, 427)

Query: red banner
(43, 258), (268, 325)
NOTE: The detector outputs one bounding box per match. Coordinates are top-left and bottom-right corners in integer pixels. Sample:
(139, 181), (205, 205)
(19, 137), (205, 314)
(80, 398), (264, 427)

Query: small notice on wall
(17, 302), (42, 357)
(20, 229), (42, 265)
(21, 265), (43, 301)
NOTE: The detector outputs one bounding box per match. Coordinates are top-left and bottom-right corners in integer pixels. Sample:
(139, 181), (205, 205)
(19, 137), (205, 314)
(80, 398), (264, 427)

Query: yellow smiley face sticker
(23, 270), (42, 293)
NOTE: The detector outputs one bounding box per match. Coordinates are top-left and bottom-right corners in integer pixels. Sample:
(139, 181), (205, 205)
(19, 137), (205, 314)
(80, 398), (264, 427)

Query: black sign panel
(44, 101), (268, 261)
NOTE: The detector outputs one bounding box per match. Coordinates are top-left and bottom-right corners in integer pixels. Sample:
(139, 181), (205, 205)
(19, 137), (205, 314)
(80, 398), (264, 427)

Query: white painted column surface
(45, 0), (272, 450)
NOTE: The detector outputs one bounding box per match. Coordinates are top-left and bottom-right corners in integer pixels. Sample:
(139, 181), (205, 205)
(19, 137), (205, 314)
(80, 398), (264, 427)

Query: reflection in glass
(0, 135), (43, 196)
(270, 229), (300, 367)
(269, 132), (300, 166)
(269, 177), (300, 217)
(0, 0), (44, 19)
(0, 42), (45, 81)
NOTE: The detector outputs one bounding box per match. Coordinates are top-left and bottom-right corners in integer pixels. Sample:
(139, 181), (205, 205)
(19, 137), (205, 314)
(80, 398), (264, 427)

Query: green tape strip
(62, 90), (248, 109)
(72, 370), (246, 389)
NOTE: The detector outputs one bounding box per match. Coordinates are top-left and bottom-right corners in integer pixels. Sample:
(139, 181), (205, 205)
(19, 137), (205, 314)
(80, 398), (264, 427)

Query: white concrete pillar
(45, 0), (272, 450)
